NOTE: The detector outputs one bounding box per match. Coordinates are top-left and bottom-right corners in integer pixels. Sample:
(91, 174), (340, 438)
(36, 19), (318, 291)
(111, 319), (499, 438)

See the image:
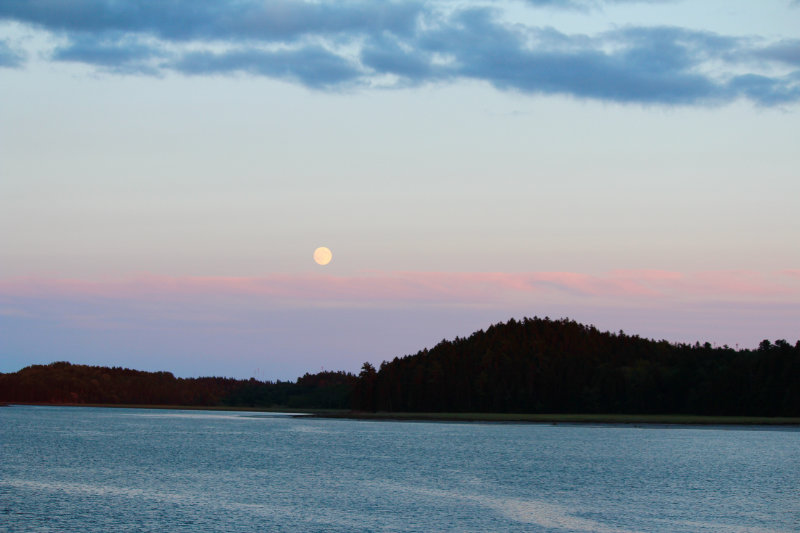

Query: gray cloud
(0, 39), (24, 67)
(1, 0), (798, 106)
(755, 40), (800, 67)
(52, 34), (163, 74)
(0, 0), (422, 41)
(172, 46), (363, 89)
(361, 34), (438, 83)
(522, 0), (675, 9)
(727, 74), (800, 106)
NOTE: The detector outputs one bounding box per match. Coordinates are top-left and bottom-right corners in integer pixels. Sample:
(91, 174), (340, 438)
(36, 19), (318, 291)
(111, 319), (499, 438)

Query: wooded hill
(2, 317), (798, 416)
(0, 362), (355, 409)
(351, 317), (800, 416)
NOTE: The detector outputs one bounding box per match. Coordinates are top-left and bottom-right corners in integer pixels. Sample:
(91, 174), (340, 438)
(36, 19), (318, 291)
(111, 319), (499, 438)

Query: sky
(1, 0), (799, 380)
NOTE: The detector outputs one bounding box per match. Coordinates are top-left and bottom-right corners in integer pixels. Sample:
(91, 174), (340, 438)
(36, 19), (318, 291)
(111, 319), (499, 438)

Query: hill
(2, 317), (798, 416)
(351, 317), (800, 416)
(0, 362), (355, 409)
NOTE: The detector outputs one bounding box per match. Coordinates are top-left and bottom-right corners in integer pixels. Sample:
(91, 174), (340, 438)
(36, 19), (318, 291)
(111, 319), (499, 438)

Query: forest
(351, 317), (799, 416)
(0, 362), (355, 409)
(2, 317), (799, 416)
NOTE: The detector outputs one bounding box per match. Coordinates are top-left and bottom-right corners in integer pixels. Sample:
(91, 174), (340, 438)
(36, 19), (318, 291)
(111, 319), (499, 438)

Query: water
(1, 406), (798, 532)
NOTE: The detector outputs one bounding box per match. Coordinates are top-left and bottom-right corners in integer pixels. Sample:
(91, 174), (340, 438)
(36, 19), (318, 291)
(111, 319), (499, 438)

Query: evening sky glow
(1, 0), (799, 379)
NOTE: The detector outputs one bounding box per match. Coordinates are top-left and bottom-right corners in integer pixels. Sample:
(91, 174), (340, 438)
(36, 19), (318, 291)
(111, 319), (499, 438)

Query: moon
(313, 246), (332, 266)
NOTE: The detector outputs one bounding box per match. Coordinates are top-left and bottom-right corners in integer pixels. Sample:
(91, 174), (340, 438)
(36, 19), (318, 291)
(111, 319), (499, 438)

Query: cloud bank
(1, 0), (799, 105)
(2, 270), (798, 308)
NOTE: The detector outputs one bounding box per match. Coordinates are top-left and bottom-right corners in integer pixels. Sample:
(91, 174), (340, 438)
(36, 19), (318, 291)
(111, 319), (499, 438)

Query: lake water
(1, 406), (798, 532)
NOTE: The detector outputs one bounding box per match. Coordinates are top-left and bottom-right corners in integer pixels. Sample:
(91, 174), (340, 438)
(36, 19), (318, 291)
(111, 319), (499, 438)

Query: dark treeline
(0, 362), (355, 409)
(353, 317), (800, 416)
(2, 317), (799, 416)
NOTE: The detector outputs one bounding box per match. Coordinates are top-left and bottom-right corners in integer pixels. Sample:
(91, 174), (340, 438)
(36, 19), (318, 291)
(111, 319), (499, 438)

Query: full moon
(313, 246), (332, 266)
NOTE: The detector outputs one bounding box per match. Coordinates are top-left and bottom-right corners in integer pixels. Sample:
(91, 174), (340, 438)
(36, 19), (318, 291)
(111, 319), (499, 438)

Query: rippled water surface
(1, 406), (798, 532)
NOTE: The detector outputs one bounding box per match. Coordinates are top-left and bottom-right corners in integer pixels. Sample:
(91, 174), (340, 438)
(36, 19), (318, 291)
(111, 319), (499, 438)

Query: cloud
(0, 39), (24, 67)
(2, 270), (798, 309)
(1, 0), (799, 105)
(0, 0), (422, 42)
(413, 15), (733, 105)
(754, 39), (800, 67)
(522, 0), (675, 9)
(727, 73), (800, 106)
(172, 46), (363, 88)
(52, 34), (163, 74)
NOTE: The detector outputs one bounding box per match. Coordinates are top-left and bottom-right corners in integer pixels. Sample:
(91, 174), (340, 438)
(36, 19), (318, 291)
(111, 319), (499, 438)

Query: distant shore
(6, 403), (800, 426)
(314, 411), (800, 426)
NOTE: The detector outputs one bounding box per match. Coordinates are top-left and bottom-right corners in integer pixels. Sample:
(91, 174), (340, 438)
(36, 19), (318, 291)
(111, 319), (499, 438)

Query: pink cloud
(2, 269), (799, 309)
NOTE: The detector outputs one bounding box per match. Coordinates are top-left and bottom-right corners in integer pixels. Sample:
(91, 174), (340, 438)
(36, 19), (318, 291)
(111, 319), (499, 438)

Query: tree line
(2, 317), (798, 416)
(0, 361), (355, 409)
(352, 317), (800, 416)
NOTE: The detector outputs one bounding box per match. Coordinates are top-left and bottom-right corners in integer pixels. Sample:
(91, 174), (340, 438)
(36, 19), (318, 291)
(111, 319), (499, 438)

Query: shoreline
(5, 403), (800, 426)
(312, 411), (800, 426)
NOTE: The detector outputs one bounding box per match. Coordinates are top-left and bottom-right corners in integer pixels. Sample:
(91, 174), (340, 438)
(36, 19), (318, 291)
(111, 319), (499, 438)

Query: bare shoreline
(5, 403), (800, 426)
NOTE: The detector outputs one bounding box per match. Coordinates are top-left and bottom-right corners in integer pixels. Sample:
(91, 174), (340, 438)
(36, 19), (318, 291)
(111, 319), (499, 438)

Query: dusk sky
(1, 0), (798, 380)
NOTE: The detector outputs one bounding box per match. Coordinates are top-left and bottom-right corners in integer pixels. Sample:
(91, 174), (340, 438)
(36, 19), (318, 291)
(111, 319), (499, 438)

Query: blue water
(1, 406), (798, 532)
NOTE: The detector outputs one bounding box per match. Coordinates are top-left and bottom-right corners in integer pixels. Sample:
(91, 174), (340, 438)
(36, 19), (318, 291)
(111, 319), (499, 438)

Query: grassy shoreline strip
(6, 403), (800, 425)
